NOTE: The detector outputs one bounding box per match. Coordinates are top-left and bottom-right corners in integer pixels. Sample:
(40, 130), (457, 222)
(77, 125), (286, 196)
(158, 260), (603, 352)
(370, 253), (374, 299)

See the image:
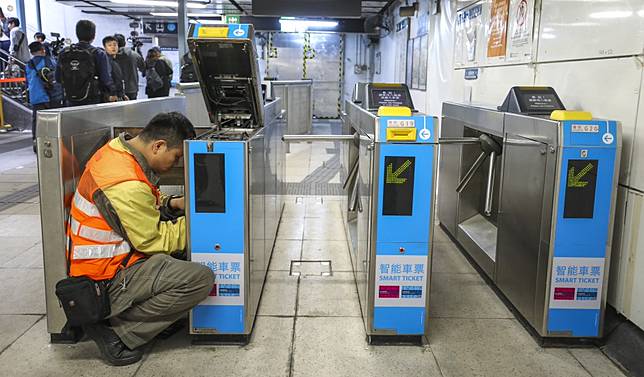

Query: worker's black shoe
(83, 322), (143, 366)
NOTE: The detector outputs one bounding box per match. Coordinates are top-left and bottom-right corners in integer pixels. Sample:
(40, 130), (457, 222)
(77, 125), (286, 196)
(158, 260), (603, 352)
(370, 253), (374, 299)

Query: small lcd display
(382, 156), (415, 216)
(370, 89), (412, 108)
(563, 159), (598, 219)
(194, 153), (226, 213)
(521, 93), (562, 112)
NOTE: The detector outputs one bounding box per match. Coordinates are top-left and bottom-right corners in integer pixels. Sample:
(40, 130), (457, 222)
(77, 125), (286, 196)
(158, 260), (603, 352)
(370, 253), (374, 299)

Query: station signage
(143, 22), (178, 34)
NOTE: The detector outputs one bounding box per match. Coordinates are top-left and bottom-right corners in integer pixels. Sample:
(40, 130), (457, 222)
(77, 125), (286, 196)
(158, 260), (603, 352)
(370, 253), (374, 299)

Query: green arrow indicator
(386, 159), (412, 184)
(568, 162), (593, 188)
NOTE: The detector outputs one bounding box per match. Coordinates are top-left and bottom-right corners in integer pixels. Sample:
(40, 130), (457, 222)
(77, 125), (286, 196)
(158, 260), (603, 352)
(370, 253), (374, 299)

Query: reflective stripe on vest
(70, 218), (124, 243)
(73, 192), (101, 217)
(73, 242), (131, 260)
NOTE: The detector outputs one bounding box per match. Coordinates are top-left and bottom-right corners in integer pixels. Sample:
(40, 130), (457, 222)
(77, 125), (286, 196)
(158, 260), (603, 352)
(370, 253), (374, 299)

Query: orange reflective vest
(67, 142), (160, 281)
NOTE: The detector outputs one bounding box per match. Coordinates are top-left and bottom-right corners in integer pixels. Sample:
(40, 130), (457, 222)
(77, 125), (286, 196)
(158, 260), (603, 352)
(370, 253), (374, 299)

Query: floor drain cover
(289, 260), (333, 277)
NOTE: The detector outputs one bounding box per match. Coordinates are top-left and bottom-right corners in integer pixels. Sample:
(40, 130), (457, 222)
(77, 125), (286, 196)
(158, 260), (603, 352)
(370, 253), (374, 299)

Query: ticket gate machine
(184, 24), (285, 342)
(286, 83), (437, 343)
(438, 87), (621, 340)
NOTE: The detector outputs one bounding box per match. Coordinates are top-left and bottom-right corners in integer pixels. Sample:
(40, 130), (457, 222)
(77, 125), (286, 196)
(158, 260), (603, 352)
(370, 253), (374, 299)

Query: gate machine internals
(185, 23), (286, 342)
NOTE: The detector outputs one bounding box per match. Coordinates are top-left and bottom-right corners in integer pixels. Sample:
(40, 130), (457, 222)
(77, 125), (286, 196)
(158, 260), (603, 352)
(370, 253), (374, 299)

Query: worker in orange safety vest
(66, 112), (214, 366)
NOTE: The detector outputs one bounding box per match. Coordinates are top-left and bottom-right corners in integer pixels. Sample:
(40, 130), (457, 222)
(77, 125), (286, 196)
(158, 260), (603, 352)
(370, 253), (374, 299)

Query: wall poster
(454, 3), (485, 67)
(487, 0), (510, 59)
(409, 34), (428, 91)
(506, 0), (534, 62)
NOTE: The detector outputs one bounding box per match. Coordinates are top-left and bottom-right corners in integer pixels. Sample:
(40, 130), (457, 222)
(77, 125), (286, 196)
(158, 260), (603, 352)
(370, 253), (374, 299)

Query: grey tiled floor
(0, 130), (627, 376)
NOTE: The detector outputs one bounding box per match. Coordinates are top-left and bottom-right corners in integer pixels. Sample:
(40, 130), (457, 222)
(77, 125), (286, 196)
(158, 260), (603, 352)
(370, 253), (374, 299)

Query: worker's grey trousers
(107, 254), (215, 349)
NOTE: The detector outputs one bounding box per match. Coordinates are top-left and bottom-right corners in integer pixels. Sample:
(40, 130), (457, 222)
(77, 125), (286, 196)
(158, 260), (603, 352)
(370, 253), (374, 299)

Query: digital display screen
(194, 153), (226, 213)
(382, 156), (415, 216)
(563, 159), (598, 219)
(370, 89), (412, 108)
(519, 93), (563, 112)
(253, 0), (361, 17)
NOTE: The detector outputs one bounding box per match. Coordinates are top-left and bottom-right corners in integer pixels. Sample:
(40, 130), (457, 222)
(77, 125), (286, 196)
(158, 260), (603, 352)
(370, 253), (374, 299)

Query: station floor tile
(258, 271), (299, 317)
(301, 240), (352, 272)
(297, 272), (361, 317)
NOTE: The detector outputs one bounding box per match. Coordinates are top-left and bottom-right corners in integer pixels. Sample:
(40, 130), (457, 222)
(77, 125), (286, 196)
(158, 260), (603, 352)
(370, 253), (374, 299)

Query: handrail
(0, 50), (29, 107)
(0, 48), (26, 69)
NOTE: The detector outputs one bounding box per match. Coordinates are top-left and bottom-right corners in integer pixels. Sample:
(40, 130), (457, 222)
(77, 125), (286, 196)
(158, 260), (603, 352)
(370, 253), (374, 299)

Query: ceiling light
(279, 18), (338, 32)
(150, 12), (222, 17)
(589, 10), (633, 19)
(189, 19), (226, 25)
(111, 0), (208, 9)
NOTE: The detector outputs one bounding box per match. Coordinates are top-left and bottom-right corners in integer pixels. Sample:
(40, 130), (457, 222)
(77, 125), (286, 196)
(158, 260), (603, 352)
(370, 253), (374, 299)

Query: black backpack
(58, 44), (100, 102)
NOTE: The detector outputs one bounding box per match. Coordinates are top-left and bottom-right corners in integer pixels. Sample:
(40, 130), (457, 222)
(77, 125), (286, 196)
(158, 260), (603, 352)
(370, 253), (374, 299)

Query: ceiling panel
(59, 0), (390, 21)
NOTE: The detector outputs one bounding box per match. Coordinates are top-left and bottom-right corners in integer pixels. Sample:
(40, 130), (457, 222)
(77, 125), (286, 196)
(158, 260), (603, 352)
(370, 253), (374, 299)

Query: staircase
(0, 49), (31, 132)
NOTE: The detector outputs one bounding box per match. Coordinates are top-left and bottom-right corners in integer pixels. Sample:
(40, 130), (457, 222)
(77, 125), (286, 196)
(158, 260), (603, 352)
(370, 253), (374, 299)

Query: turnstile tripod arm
(438, 137), (481, 145)
(455, 151), (488, 193)
(282, 135), (357, 142)
(484, 151), (496, 216)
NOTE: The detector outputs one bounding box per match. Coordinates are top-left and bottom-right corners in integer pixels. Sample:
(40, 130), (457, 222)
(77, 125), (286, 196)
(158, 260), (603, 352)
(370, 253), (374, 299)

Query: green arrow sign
(386, 159), (412, 184)
(568, 162), (594, 188)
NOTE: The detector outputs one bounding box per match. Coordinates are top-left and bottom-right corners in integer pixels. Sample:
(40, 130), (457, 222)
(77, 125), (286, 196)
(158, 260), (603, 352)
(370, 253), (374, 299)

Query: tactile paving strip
(0, 184), (40, 211)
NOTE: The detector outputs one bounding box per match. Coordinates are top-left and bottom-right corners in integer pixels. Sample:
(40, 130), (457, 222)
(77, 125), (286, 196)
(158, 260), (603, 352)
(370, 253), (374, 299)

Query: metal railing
(0, 48), (29, 107)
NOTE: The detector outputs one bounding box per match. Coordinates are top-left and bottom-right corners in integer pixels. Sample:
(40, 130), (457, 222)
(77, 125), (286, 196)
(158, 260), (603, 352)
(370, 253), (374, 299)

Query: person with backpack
(56, 20), (116, 106)
(26, 41), (63, 151)
(102, 36), (127, 101)
(33, 32), (53, 58)
(7, 17), (29, 64)
(179, 52), (196, 83)
(114, 33), (144, 100)
(0, 7), (10, 70)
(144, 47), (172, 98)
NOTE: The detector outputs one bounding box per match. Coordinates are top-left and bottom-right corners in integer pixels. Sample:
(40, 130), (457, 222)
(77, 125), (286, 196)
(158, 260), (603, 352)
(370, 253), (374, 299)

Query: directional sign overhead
(143, 22), (178, 34)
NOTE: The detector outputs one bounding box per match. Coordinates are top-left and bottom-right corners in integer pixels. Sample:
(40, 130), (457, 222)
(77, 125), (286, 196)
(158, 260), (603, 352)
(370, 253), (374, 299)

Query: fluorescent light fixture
(189, 19), (226, 25)
(279, 17), (338, 32)
(151, 12), (222, 17)
(589, 10), (633, 19)
(111, 0), (207, 9)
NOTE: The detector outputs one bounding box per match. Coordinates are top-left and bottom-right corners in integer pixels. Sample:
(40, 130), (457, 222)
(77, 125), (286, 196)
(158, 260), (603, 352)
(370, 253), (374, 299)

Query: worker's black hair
(76, 20), (96, 42)
(34, 32), (46, 41)
(7, 17), (19, 27)
(102, 35), (117, 47)
(140, 112), (196, 148)
(114, 33), (126, 48)
(28, 41), (44, 54)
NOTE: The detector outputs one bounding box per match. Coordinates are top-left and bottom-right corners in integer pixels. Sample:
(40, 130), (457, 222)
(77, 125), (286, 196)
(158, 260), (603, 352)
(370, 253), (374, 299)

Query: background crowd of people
(0, 12), (174, 149)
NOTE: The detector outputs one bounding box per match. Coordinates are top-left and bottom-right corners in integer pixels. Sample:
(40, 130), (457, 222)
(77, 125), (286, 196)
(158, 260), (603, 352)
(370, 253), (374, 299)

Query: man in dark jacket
(103, 36), (126, 100)
(56, 20), (116, 106)
(26, 42), (63, 151)
(114, 34), (144, 100)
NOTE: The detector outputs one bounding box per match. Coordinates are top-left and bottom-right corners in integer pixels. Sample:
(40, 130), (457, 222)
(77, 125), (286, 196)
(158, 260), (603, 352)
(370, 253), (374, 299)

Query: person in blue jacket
(26, 41), (63, 152)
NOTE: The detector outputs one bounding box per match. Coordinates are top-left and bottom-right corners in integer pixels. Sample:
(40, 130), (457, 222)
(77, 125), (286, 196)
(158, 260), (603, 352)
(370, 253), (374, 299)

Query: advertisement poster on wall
(487, 0), (510, 59)
(506, 0), (534, 62)
(454, 2), (485, 68)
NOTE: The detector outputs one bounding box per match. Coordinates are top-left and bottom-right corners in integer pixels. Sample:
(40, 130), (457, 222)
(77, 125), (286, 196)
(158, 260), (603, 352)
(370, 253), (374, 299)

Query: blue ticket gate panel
(438, 98), (621, 340)
(342, 95), (438, 343)
(185, 23), (285, 341)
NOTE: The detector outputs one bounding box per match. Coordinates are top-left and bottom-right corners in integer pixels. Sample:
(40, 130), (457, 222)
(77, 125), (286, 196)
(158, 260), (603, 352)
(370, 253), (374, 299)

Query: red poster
(487, 0), (510, 58)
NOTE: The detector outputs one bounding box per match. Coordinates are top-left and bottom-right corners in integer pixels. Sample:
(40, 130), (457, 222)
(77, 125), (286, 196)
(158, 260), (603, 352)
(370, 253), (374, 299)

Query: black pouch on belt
(55, 277), (110, 327)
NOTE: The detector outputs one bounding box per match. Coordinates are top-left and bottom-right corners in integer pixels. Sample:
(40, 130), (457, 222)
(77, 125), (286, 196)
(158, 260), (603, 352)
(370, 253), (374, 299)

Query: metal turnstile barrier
(437, 87), (621, 341)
